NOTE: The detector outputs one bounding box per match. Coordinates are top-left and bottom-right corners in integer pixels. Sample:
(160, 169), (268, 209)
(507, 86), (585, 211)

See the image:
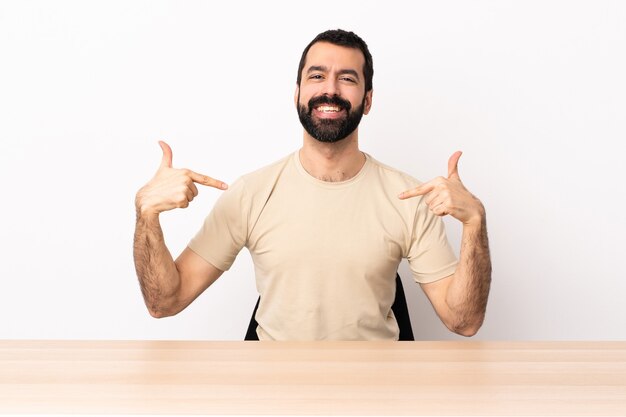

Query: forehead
(303, 42), (366, 75)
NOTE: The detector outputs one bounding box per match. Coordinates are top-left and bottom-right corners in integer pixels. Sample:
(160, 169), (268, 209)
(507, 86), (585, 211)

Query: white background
(1, 0), (624, 341)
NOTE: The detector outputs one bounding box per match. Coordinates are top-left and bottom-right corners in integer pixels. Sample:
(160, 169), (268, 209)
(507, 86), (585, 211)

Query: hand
(398, 151), (485, 227)
(135, 141), (228, 217)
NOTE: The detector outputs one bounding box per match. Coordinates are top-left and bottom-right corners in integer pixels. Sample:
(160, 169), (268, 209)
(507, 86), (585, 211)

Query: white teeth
(317, 105), (341, 112)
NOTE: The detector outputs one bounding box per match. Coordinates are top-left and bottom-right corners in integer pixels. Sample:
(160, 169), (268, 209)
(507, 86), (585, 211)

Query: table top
(1, 340), (625, 416)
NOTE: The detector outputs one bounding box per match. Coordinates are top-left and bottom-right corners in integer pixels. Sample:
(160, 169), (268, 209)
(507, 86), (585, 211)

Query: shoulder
(365, 154), (423, 189)
(221, 152), (294, 206)
(237, 153), (294, 187)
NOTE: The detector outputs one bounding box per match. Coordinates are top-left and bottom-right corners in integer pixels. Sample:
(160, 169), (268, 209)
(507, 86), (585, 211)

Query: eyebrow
(306, 65), (360, 80)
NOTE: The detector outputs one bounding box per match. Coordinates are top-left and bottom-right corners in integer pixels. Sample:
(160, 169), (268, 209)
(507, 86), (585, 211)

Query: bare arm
(400, 151), (492, 336)
(133, 213), (224, 317)
(133, 141), (227, 318)
(420, 217), (491, 336)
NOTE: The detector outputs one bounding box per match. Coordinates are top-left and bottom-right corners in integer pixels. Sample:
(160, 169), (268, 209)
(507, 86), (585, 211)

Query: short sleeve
(187, 177), (249, 272)
(407, 200), (458, 284)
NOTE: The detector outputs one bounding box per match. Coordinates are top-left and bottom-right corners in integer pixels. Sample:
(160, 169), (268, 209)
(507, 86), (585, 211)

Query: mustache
(307, 95), (352, 113)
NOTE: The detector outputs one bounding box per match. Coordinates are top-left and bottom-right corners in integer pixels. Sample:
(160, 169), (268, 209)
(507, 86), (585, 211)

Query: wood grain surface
(1, 340), (625, 415)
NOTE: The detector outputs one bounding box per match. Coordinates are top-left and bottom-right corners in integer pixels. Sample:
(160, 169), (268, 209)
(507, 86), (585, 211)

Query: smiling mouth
(315, 105), (343, 113)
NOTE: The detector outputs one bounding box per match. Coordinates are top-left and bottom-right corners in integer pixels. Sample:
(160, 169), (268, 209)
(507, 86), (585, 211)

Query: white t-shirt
(189, 151), (458, 340)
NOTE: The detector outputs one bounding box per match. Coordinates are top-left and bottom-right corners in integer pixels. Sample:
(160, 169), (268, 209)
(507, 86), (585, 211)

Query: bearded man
(133, 29), (492, 341)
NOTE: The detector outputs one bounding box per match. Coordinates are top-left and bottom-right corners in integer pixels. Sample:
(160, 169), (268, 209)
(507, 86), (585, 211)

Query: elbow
(146, 300), (179, 319)
(141, 289), (182, 319)
(453, 324), (481, 337)
(148, 308), (169, 319)
(449, 315), (485, 337)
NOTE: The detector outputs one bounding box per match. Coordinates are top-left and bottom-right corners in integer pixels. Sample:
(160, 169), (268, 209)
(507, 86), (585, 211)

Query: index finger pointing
(188, 170), (229, 190)
(398, 183), (434, 200)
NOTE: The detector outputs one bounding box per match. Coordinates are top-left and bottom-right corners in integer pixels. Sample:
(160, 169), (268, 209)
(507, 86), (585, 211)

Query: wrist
(135, 199), (160, 222)
(135, 190), (160, 220)
(137, 208), (159, 221)
(462, 202), (486, 230)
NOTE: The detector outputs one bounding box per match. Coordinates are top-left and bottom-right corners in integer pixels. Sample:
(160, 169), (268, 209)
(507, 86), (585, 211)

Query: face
(296, 42), (372, 143)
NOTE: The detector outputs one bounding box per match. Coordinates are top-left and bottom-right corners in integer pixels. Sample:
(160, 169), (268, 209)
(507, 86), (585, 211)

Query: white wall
(1, 0), (624, 341)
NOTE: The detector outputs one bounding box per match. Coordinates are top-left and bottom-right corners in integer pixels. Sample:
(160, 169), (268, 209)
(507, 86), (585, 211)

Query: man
(134, 29), (491, 340)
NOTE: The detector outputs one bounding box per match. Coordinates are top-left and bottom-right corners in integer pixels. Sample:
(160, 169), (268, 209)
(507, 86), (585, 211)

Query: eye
(309, 74), (323, 80)
(340, 76), (356, 83)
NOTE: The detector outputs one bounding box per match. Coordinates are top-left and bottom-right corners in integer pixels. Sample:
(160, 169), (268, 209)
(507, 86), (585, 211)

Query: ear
(363, 89), (373, 115)
(294, 85), (300, 108)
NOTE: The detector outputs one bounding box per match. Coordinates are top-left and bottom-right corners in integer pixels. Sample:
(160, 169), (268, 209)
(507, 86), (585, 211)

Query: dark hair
(296, 29), (373, 92)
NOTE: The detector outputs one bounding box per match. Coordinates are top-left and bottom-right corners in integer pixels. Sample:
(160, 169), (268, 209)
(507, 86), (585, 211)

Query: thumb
(158, 140), (173, 169)
(447, 150), (462, 179)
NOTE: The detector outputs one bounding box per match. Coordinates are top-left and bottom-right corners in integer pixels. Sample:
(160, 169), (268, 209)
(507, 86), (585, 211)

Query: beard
(297, 93), (365, 143)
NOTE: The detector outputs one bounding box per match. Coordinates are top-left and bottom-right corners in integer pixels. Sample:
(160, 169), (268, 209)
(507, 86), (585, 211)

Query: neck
(299, 131), (366, 182)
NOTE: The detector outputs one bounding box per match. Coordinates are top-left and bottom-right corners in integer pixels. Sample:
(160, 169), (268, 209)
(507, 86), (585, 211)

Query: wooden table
(1, 340), (625, 415)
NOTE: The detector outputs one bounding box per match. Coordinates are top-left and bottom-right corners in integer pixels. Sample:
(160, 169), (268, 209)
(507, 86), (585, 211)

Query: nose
(321, 78), (339, 96)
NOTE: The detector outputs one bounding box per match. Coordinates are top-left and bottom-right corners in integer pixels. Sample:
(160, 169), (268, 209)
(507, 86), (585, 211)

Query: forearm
(446, 216), (492, 335)
(133, 212), (182, 317)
